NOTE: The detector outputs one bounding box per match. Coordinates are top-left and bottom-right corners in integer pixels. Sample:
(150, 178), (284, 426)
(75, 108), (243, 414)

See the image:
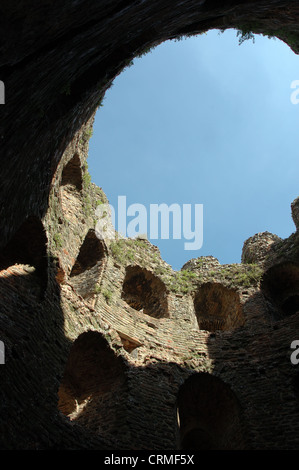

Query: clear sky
(88, 28), (299, 271)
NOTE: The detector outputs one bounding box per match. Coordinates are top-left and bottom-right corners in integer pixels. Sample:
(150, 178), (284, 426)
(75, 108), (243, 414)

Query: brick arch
(261, 262), (299, 320)
(61, 153), (83, 192)
(176, 372), (244, 450)
(0, 216), (48, 300)
(194, 283), (244, 332)
(121, 265), (169, 319)
(58, 330), (127, 436)
(69, 229), (107, 300)
(59, 154), (84, 223)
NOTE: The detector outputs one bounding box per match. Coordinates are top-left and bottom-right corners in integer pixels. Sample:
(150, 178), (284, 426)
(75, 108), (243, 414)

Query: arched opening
(59, 154), (83, 223)
(58, 331), (127, 436)
(176, 373), (244, 450)
(194, 283), (244, 332)
(61, 153), (83, 192)
(0, 216), (48, 300)
(69, 229), (106, 300)
(261, 262), (299, 320)
(121, 265), (169, 319)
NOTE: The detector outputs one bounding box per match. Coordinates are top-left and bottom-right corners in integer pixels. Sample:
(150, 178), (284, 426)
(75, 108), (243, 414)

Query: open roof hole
(87, 29), (299, 271)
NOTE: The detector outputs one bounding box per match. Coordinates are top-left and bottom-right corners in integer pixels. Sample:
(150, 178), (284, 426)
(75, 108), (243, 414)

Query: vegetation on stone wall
(101, 288), (113, 304)
(53, 232), (63, 249)
(110, 238), (136, 264)
(165, 263), (263, 295)
(168, 270), (197, 294)
(231, 24), (299, 52)
(109, 234), (263, 296)
(214, 264), (263, 288)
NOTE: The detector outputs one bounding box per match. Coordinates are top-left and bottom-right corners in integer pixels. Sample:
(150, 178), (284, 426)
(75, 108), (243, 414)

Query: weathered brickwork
(2, 124), (299, 450)
(2, 1), (299, 451)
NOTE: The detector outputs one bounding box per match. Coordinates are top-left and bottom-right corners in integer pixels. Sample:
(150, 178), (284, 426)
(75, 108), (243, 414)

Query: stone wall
(2, 121), (299, 450)
(2, 0), (299, 451)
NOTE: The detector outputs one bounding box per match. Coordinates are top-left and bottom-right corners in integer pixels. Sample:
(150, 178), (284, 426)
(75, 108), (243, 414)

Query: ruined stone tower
(1, 0), (299, 451)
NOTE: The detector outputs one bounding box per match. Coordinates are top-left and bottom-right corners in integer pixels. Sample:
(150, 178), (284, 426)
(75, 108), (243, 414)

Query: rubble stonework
(241, 231), (282, 266)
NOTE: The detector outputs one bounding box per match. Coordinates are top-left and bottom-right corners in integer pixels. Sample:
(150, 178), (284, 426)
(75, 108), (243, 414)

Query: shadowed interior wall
(176, 372), (244, 450)
(58, 330), (128, 438)
(0, 216), (48, 300)
(261, 263), (299, 320)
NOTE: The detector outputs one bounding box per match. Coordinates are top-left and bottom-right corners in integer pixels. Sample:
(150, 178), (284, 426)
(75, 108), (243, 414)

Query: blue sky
(88, 28), (299, 271)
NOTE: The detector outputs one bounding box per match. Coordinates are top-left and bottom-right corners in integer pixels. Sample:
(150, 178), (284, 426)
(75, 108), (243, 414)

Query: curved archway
(2, 3), (299, 249)
(176, 372), (244, 450)
(89, 29), (299, 269)
(121, 265), (169, 319)
(261, 262), (299, 320)
(58, 330), (127, 436)
(69, 229), (106, 300)
(59, 154), (84, 224)
(194, 282), (244, 332)
(61, 153), (83, 192)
